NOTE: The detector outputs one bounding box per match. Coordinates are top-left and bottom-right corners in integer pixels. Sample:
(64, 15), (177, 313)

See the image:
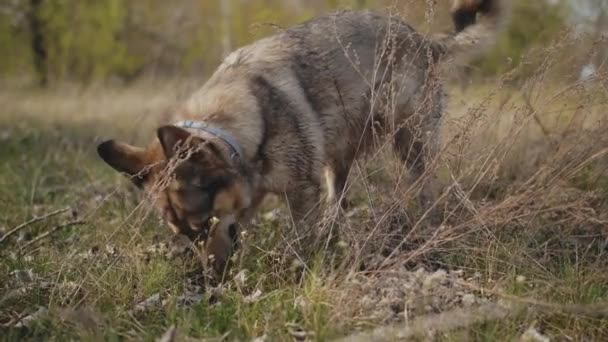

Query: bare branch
(333, 303), (516, 342)
(0, 207), (71, 245)
(19, 220), (86, 253)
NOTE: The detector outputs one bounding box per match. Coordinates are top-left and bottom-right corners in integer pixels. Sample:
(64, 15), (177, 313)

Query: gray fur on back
(178, 7), (500, 212)
(192, 11), (440, 176)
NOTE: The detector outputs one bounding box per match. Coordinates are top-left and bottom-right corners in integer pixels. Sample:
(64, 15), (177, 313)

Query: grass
(1, 72), (608, 341)
(0, 94), (341, 340)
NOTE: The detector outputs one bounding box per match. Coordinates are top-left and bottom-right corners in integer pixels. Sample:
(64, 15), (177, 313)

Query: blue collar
(175, 120), (244, 161)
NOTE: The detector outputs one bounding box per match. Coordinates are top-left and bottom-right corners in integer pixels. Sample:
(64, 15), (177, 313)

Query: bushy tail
(437, 0), (511, 63)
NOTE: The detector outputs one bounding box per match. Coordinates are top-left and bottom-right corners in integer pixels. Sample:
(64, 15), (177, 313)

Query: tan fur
(213, 182), (251, 216)
(98, 0), (509, 277)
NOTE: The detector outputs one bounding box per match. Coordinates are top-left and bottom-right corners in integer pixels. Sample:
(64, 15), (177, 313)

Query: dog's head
(97, 125), (251, 242)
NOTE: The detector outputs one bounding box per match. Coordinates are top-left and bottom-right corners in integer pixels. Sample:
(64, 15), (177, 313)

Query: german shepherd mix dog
(98, 0), (509, 275)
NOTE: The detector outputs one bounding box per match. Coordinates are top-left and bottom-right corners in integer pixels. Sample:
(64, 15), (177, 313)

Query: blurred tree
(28, 0), (46, 85)
(0, 0), (575, 85)
(571, 0), (608, 70)
(0, 0), (32, 80)
(220, 0), (231, 56)
(122, 0), (204, 78)
(40, 0), (136, 82)
(474, 0), (566, 78)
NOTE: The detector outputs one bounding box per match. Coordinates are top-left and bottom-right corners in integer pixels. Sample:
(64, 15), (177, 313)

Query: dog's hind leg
(394, 125), (424, 177)
(322, 162), (351, 248)
(325, 159), (353, 211)
(393, 106), (442, 209)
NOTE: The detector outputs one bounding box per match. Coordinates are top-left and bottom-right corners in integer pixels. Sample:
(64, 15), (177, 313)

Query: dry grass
(2, 26), (608, 342)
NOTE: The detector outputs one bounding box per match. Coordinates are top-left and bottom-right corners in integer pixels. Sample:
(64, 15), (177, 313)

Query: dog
(97, 0), (509, 276)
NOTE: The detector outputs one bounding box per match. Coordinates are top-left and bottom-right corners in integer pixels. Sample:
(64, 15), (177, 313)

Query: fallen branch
(1, 311), (29, 328)
(338, 278), (608, 342)
(334, 303), (518, 342)
(0, 207), (71, 245)
(458, 280), (608, 318)
(18, 220), (86, 253)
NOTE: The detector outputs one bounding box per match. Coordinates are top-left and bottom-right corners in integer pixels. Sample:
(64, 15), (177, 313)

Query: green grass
(1, 85), (608, 341)
(0, 116), (338, 340)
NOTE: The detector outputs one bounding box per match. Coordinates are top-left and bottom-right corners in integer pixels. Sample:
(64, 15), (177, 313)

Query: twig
(1, 311), (29, 328)
(18, 220), (85, 253)
(0, 207), (70, 245)
(333, 303), (518, 342)
(458, 280), (608, 318)
(521, 91), (553, 142)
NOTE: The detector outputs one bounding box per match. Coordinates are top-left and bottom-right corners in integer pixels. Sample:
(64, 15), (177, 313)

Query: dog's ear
(157, 125), (193, 158)
(97, 140), (149, 187)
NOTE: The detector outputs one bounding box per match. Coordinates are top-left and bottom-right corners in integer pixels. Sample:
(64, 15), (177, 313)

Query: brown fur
(98, 0), (509, 276)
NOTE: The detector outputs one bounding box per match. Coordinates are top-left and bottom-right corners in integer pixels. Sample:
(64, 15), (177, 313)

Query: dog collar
(175, 120), (244, 161)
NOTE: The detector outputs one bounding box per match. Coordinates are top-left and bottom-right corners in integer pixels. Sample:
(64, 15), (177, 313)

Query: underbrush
(1, 66), (608, 341)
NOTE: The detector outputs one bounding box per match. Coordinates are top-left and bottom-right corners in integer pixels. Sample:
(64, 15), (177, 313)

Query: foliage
(0, 6), (32, 77)
(35, 0), (136, 82)
(0, 0), (573, 85)
(474, 0), (567, 77)
(1, 75), (608, 339)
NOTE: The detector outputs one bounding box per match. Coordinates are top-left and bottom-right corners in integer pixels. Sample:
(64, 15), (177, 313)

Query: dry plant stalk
(0, 207), (71, 245)
(19, 220), (86, 254)
(334, 303), (517, 342)
(78, 3), (608, 338)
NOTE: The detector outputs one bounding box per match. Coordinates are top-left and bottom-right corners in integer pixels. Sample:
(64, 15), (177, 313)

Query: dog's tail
(436, 0), (511, 63)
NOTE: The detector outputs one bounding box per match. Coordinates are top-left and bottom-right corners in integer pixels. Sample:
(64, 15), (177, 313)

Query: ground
(1, 79), (608, 341)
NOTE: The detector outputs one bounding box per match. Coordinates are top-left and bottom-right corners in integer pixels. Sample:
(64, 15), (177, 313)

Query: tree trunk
(28, 0), (47, 86)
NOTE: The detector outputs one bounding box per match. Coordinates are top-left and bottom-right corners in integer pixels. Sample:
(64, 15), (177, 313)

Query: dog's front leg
(203, 214), (238, 281)
(203, 190), (267, 280)
(285, 181), (323, 259)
